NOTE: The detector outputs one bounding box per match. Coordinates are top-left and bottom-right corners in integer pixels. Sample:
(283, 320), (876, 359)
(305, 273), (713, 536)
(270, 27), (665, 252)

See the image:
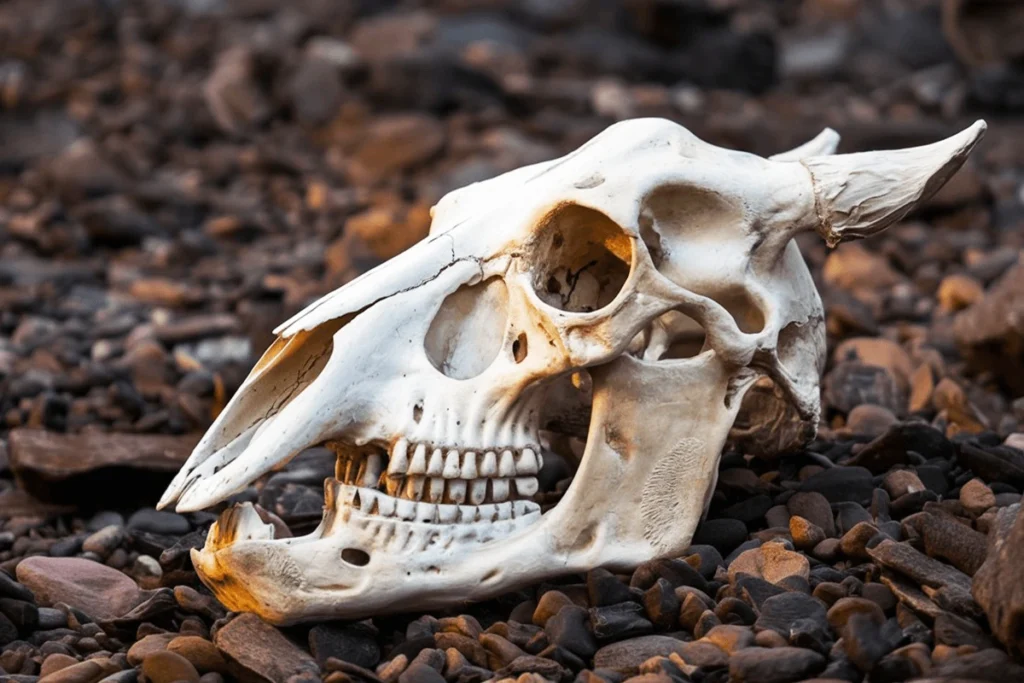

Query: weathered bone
(158, 117), (984, 624)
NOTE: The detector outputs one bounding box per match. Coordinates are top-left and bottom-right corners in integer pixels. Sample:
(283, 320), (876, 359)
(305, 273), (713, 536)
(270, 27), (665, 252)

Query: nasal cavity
(425, 277), (510, 379)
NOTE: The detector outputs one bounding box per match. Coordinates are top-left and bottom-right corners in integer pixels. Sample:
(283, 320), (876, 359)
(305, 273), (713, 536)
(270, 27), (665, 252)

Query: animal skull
(159, 117), (985, 624)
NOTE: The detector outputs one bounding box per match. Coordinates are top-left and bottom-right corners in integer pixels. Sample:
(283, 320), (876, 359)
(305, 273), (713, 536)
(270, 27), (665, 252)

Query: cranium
(158, 117), (985, 624)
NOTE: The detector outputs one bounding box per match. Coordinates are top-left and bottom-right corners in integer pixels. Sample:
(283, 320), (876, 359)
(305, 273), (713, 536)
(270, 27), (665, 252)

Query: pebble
(142, 650), (201, 683)
(728, 646), (826, 683)
(214, 613), (319, 681)
(167, 636), (228, 674)
(960, 478), (997, 515)
(786, 492), (836, 537)
(126, 509), (191, 535)
(728, 542), (809, 585)
(81, 525), (124, 557)
(592, 636), (687, 674)
(16, 557), (140, 620)
(754, 593), (828, 638)
(799, 467), (874, 504)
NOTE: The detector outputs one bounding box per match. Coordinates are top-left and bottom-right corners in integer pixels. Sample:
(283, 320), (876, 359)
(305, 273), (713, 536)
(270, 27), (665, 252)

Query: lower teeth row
(343, 486), (540, 523)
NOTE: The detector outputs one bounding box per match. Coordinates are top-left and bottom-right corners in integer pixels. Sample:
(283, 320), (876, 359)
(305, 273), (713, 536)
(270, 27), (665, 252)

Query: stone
(533, 591), (574, 627)
(973, 504), (1024, 657)
(127, 633), (177, 666)
(398, 662), (446, 683)
(728, 646), (826, 683)
(911, 509), (987, 576)
(676, 640), (728, 668)
(214, 613), (319, 682)
(629, 558), (707, 593)
(754, 593), (828, 638)
(168, 636), (229, 674)
(826, 598), (884, 631)
(691, 518), (748, 554)
(960, 478), (996, 515)
(39, 652), (79, 677)
(589, 568), (637, 605)
(701, 624), (754, 654)
(789, 516), (825, 550)
(36, 659), (106, 682)
(798, 467), (874, 504)
(786, 492), (836, 537)
(434, 632), (487, 668)
(589, 602), (653, 641)
(642, 578), (680, 630)
(833, 337), (913, 394)
(16, 557), (140, 620)
(127, 509), (191, 535)
(841, 613), (896, 672)
(142, 650), (201, 683)
(7, 429), (196, 506)
(309, 623), (381, 668)
(348, 114), (446, 184)
(839, 521), (880, 561)
(728, 542), (809, 586)
(938, 273), (984, 312)
(592, 636), (687, 674)
(81, 526), (124, 557)
(544, 605), (596, 659)
(881, 470), (925, 499)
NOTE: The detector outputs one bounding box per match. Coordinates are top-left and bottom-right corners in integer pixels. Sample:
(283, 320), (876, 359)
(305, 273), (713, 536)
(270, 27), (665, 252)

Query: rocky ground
(3, 0), (1024, 682)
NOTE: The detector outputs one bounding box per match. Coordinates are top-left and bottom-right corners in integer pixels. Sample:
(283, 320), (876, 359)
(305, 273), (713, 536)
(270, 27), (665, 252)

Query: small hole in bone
(531, 204), (632, 313)
(482, 568), (502, 583)
(512, 333), (528, 363)
(640, 311), (707, 361)
(425, 277), (509, 379)
(413, 403), (423, 423)
(341, 548), (370, 566)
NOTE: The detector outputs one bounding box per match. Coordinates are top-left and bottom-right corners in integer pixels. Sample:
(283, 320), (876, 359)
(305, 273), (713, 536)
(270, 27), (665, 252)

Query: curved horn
(770, 127), (841, 161)
(801, 120), (986, 247)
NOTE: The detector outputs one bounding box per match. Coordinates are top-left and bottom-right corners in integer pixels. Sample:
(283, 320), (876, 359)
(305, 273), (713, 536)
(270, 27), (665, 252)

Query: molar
(515, 448), (539, 475)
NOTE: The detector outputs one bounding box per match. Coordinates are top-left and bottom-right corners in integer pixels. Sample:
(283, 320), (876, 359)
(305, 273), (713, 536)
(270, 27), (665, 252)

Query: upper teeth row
(388, 439), (543, 479)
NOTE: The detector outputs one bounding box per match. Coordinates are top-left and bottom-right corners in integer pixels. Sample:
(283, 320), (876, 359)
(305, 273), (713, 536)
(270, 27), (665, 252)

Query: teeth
(459, 505), (477, 523)
(496, 501), (512, 520)
(447, 480), (467, 504)
(427, 449), (444, 476)
(460, 452), (478, 479)
(396, 498), (416, 521)
(491, 478), (509, 502)
(438, 504), (458, 523)
(388, 440), (409, 478)
(478, 504), (498, 522)
(427, 477), (446, 503)
(443, 450), (461, 478)
(516, 448), (539, 475)
(514, 477), (539, 497)
(359, 489), (375, 513)
(409, 444), (428, 475)
(404, 476), (425, 501)
(360, 454), (383, 488)
(385, 476), (402, 497)
(378, 494), (396, 517)
(480, 451), (497, 477)
(469, 479), (487, 505)
(514, 500), (539, 517)
(415, 502), (436, 523)
(498, 450), (516, 477)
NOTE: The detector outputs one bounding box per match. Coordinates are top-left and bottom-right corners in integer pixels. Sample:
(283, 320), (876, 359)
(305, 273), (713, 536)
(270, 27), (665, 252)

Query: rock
(589, 568), (637, 605)
(533, 591), (574, 627)
(434, 632), (487, 668)
(728, 542), (809, 585)
(754, 593), (828, 638)
(592, 635), (687, 674)
(676, 640), (728, 668)
(0, 570), (35, 602)
(16, 557), (140, 620)
(867, 539), (973, 604)
(127, 633), (177, 666)
(701, 624), (754, 654)
(398, 662), (446, 683)
(168, 636), (229, 674)
(882, 470), (925, 499)
(833, 337), (913, 394)
(642, 578), (680, 629)
(127, 509), (191, 535)
(824, 362), (904, 416)
(973, 504), (1024, 657)
(143, 650), (201, 683)
(203, 46), (271, 134)
(36, 659), (106, 682)
(289, 56), (344, 126)
(214, 613), (319, 682)
(826, 597), (884, 631)
(589, 602), (653, 640)
(938, 273), (984, 312)
(629, 558), (707, 593)
(0, 597), (39, 634)
(934, 610), (992, 649)
(789, 516), (825, 550)
(953, 258), (1024, 394)
(81, 525), (124, 557)
(841, 613), (896, 672)
(348, 114), (445, 184)
(544, 605), (596, 659)
(961, 477), (997, 515)
(7, 429), (196, 506)
(691, 518), (749, 554)
(728, 646), (826, 683)
(0, 610), (17, 645)
(309, 623), (380, 668)
(798, 467), (874, 505)
(839, 521), (880, 560)
(786, 492), (836, 537)
(39, 653), (78, 677)
(910, 509), (987, 575)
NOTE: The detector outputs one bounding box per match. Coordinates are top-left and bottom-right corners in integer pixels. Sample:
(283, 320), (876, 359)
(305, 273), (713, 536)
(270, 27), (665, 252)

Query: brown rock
(39, 653), (78, 677)
(882, 470), (925, 499)
(823, 243), (904, 292)
(933, 378), (988, 434)
(143, 650), (201, 683)
(169, 636), (230, 674)
(728, 542), (809, 586)
(8, 429), (197, 505)
(203, 46), (271, 135)
(833, 337), (913, 394)
(348, 114), (445, 184)
(938, 274), (984, 313)
(36, 660), (105, 683)
(826, 597), (885, 631)
(345, 203), (431, 261)
(972, 504), (1024, 657)
(787, 492), (836, 537)
(16, 557), (140, 620)
(960, 478), (996, 516)
(128, 633), (178, 666)
(953, 258), (1024, 394)
(593, 635), (687, 674)
(789, 516), (826, 551)
(839, 521), (878, 561)
(908, 364), (934, 413)
(214, 613), (319, 683)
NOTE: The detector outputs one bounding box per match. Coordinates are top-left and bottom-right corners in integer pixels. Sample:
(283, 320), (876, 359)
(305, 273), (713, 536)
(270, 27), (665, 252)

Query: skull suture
(158, 118), (985, 624)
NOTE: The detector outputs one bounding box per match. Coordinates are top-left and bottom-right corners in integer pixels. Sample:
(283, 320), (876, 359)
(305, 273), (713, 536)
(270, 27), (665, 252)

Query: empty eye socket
(425, 277), (510, 380)
(530, 204), (632, 313)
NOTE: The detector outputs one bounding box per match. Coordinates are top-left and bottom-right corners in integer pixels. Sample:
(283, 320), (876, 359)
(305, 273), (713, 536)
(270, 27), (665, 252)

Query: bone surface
(157, 117), (985, 624)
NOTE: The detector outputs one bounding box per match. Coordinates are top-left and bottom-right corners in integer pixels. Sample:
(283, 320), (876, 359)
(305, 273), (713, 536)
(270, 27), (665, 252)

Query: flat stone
(589, 602), (653, 640)
(593, 635), (686, 674)
(786, 492), (836, 537)
(798, 467), (874, 505)
(960, 478), (996, 516)
(309, 622), (380, 669)
(35, 659), (106, 683)
(127, 509), (191, 535)
(973, 504), (1024, 657)
(691, 518), (748, 554)
(16, 557), (140, 620)
(214, 613), (319, 682)
(754, 593), (828, 638)
(544, 605), (596, 659)
(676, 640), (728, 668)
(168, 636), (229, 674)
(39, 652), (78, 677)
(910, 510), (987, 576)
(728, 646), (826, 683)
(728, 542), (809, 586)
(789, 516), (826, 550)
(127, 633), (177, 666)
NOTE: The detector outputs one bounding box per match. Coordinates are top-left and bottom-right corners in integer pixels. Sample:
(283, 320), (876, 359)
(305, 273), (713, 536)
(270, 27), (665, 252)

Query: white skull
(158, 117), (985, 624)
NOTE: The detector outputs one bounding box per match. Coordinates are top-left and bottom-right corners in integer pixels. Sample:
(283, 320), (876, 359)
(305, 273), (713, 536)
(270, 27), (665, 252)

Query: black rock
(786, 492), (837, 538)
(630, 558), (708, 593)
(48, 534), (84, 557)
(714, 597), (756, 626)
(309, 622), (381, 669)
(538, 644), (586, 673)
(788, 616), (831, 655)
(399, 662), (447, 683)
(736, 575), (786, 610)
(835, 502), (873, 535)
(387, 636), (436, 662)
(719, 494), (774, 527)
(128, 508), (191, 535)
(842, 613), (896, 672)
(799, 467), (874, 505)
(545, 605), (597, 659)
(0, 573), (34, 603)
(728, 646), (826, 683)
(588, 568), (637, 607)
(692, 518), (748, 555)
(0, 599), (38, 635)
(643, 578), (680, 630)
(589, 602), (653, 641)
(915, 465), (949, 495)
(0, 612), (17, 646)
(754, 593), (828, 638)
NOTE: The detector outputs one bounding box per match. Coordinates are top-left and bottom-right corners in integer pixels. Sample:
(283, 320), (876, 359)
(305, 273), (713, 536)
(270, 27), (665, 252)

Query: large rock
(592, 635), (686, 674)
(973, 504), (1024, 657)
(215, 612), (319, 683)
(15, 557), (140, 620)
(954, 257), (1024, 393)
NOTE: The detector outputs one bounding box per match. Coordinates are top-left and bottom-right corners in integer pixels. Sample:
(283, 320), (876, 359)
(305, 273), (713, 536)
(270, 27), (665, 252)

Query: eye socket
(530, 204), (632, 313)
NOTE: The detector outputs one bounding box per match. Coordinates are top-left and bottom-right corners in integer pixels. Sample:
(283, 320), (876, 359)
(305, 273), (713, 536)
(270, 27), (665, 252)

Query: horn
(770, 128), (841, 161)
(801, 120), (986, 247)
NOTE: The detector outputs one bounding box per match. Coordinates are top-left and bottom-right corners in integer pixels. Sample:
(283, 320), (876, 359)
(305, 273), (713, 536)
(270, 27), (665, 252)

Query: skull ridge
(158, 117), (985, 624)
